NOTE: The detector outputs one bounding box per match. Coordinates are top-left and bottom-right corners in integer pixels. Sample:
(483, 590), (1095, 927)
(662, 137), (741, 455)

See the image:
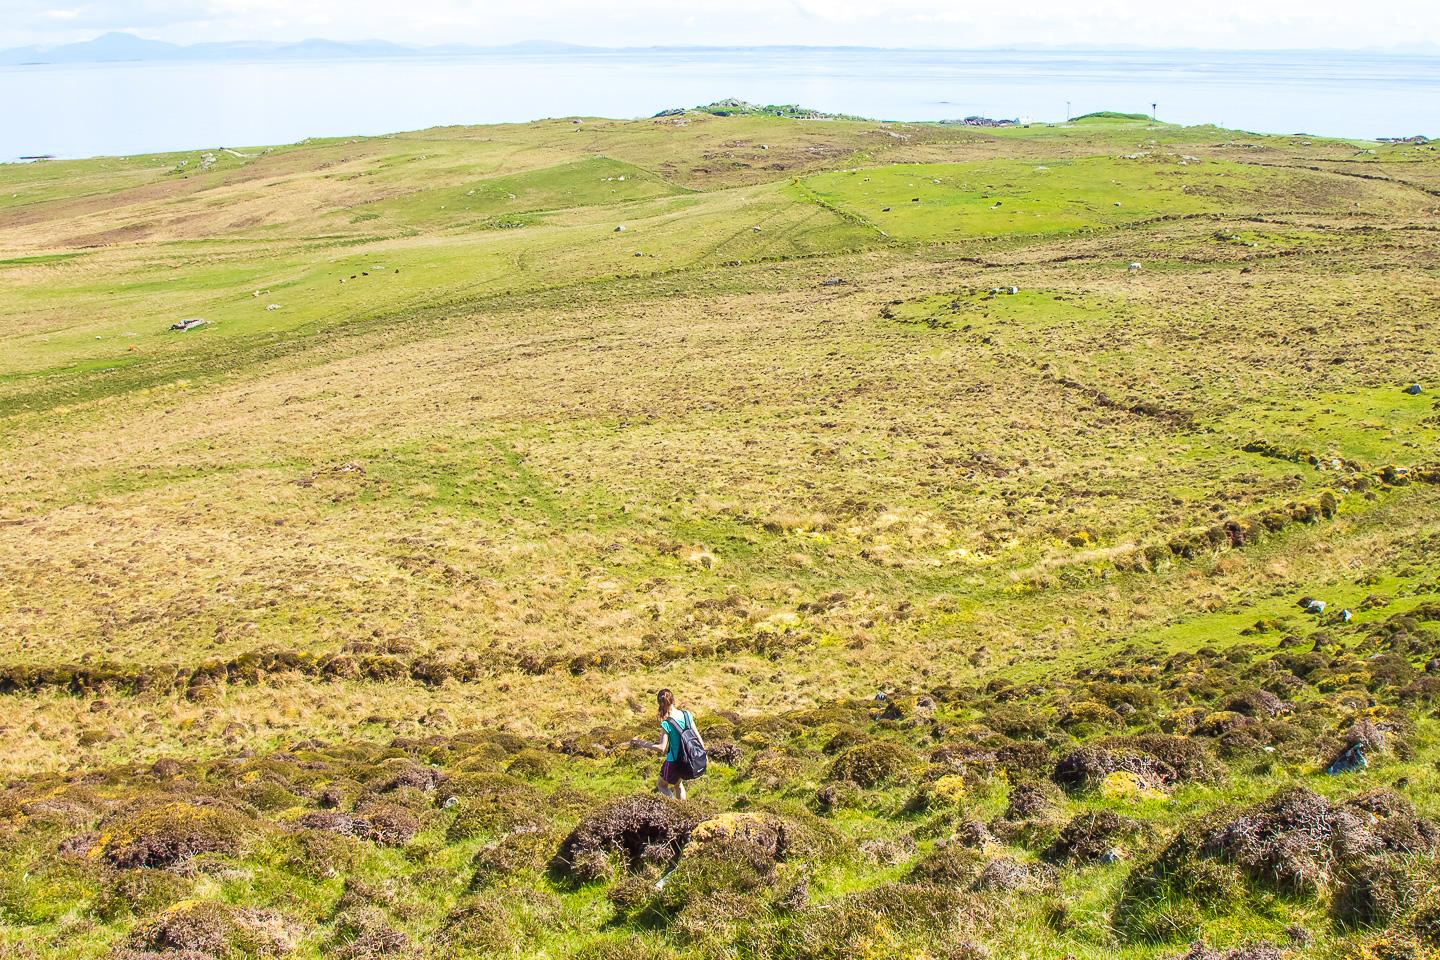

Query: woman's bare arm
(629, 730), (670, 754)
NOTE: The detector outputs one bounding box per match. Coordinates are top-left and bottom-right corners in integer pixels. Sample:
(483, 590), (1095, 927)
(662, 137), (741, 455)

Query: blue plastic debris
(1327, 743), (1367, 775)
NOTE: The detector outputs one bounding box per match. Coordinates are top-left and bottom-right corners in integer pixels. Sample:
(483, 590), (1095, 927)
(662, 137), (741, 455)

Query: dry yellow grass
(2, 113), (1439, 779)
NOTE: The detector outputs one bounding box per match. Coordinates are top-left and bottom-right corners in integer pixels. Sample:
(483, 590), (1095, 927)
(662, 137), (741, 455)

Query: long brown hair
(657, 688), (675, 723)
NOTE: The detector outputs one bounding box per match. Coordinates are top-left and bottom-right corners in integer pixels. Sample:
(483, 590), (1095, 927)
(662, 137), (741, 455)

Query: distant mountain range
(4, 32), (1437, 66)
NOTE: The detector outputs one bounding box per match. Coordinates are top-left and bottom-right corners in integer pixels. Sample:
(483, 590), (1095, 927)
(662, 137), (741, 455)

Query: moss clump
(506, 749), (554, 779)
(442, 773), (548, 841)
(1195, 710), (1254, 737)
(686, 812), (788, 861)
(748, 882), (990, 960)
(995, 741), (1051, 777)
(237, 779), (305, 812)
(91, 868), (190, 921)
(368, 758), (447, 794)
(297, 802), (419, 847)
(1116, 786), (1439, 942)
(990, 780), (1067, 847)
(121, 901), (297, 958)
(612, 812), (804, 927)
(96, 802), (253, 869)
(330, 921), (416, 960)
(707, 740), (742, 765)
(1060, 700), (1122, 731)
(983, 705), (1050, 739)
(437, 888), (566, 953)
(972, 856), (1058, 893)
(286, 828), (359, 879)
(821, 724), (871, 755)
(828, 741), (918, 788)
(553, 794), (707, 883)
(1051, 746), (1174, 793)
(905, 773), (970, 814)
(908, 842), (986, 886)
(742, 750), (810, 791)
(1099, 769), (1169, 802)
(1043, 811), (1143, 864)
(470, 827), (557, 888)
(1333, 856), (1428, 928)
(359, 801), (422, 846)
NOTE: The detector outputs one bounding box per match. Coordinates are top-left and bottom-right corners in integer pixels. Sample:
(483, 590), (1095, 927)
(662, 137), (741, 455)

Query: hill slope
(0, 112), (1438, 960)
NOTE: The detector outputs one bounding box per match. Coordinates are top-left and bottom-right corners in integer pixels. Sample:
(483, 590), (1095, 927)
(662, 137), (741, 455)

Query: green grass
(352, 154), (693, 228)
(800, 156), (1386, 242)
(1074, 111), (1154, 122)
(1219, 386), (1439, 466)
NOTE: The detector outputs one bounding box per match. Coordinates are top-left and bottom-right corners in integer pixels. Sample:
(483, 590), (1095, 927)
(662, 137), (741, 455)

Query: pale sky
(4, 0), (1437, 52)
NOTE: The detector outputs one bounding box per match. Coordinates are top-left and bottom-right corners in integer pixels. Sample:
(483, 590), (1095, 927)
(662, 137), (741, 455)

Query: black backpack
(667, 711), (708, 780)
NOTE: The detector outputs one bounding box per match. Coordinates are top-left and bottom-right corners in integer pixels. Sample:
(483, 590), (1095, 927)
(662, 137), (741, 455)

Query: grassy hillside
(1, 110), (1438, 960)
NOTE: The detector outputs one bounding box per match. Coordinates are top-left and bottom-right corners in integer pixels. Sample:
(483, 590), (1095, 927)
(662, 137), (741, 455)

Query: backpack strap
(663, 711), (690, 736)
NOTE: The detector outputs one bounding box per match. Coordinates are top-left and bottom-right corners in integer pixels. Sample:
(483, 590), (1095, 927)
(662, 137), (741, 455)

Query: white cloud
(2, 0), (1437, 50)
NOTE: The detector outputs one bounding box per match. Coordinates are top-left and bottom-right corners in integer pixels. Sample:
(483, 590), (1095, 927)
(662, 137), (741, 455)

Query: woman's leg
(674, 779), (687, 801)
(655, 773), (674, 798)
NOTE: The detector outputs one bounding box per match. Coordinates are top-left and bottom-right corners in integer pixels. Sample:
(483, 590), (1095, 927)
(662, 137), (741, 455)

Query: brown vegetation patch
(1117, 786), (1439, 941)
(1044, 810), (1145, 865)
(97, 802), (254, 869)
(553, 794), (708, 882)
(297, 801), (418, 847)
(120, 902), (297, 959)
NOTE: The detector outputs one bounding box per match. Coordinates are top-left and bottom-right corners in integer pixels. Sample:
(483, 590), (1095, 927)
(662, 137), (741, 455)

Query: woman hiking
(629, 689), (705, 799)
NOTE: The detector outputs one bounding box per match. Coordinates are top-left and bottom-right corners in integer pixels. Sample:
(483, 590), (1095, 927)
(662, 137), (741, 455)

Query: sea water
(3, 47), (1437, 160)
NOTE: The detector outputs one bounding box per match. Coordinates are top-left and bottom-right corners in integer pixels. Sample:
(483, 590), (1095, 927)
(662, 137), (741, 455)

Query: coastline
(4, 47), (1437, 161)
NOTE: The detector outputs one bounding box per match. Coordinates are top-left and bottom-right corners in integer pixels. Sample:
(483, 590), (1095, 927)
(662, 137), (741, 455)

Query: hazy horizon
(7, 30), (1440, 55)
(7, 0), (1440, 53)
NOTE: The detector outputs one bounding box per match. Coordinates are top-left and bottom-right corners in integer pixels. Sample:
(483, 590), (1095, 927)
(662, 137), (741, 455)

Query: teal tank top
(661, 710), (691, 762)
